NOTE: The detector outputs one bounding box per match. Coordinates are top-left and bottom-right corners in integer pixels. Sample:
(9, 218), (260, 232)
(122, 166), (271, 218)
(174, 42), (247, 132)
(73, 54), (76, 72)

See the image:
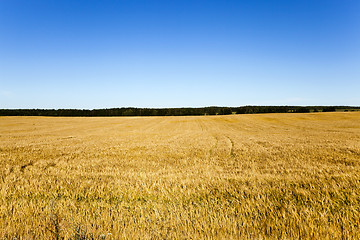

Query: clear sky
(1, 0), (359, 109)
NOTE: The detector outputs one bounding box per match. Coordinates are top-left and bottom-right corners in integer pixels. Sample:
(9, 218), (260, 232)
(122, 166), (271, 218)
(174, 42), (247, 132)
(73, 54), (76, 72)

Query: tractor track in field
(226, 136), (235, 157)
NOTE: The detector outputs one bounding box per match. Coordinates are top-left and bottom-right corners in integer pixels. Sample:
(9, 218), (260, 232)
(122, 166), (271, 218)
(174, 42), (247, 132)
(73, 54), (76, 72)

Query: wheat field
(1, 112), (360, 239)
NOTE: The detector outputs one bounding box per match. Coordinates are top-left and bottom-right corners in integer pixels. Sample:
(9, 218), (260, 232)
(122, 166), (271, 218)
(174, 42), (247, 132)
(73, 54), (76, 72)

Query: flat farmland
(1, 112), (360, 239)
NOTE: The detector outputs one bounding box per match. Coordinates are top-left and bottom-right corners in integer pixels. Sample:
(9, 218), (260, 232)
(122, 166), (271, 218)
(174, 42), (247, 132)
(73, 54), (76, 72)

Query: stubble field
(1, 112), (360, 239)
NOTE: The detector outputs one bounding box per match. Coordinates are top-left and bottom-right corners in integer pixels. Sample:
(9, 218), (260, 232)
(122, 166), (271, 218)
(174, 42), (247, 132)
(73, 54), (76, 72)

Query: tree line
(0, 106), (356, 117)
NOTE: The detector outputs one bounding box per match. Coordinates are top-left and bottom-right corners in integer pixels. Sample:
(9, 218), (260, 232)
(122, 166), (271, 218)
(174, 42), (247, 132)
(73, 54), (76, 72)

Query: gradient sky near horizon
(1, 0), (359, 109)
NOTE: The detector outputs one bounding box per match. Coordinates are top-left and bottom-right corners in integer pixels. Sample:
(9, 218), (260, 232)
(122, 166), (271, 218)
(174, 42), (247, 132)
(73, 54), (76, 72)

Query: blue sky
(1, 0), (359, 109)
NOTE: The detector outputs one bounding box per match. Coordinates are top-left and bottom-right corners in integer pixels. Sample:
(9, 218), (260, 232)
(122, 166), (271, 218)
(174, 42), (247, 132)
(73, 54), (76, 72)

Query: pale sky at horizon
(1, 0), (359, 109)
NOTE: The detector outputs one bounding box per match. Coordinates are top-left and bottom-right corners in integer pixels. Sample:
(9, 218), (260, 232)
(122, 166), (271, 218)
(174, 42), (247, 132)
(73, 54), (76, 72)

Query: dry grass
(1, 112), (360, 239)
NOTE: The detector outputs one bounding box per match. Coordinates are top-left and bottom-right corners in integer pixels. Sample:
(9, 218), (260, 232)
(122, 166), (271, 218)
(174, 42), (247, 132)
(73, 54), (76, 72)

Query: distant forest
(1, 106), (359, 117)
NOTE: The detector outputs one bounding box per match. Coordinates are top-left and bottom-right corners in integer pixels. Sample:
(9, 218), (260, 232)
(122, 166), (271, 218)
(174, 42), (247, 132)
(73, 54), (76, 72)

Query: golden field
(1, 112), (360, 239)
